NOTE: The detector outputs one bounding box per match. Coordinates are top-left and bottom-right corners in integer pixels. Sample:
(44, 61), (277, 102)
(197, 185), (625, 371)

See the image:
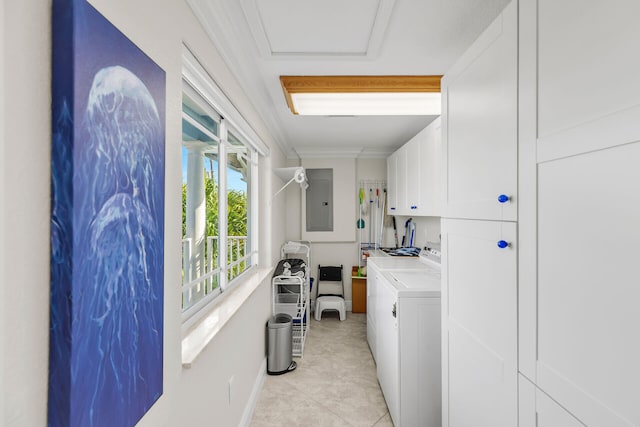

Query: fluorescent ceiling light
(291, 92), (441, 116)
(280, 75), (442, 116)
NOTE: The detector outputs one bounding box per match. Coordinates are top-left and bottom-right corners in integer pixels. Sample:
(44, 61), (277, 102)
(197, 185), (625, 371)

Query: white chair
(314, 265), (346, 321)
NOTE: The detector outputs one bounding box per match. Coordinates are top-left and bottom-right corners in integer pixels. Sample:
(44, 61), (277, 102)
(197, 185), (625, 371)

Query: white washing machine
(368, 244), (442, 427)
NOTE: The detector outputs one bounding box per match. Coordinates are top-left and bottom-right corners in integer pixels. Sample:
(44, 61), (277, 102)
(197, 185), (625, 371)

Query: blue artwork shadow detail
(50, 1), (165, 426)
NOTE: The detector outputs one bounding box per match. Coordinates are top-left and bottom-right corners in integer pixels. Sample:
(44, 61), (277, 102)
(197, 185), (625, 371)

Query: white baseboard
(239, 357), (266, 427)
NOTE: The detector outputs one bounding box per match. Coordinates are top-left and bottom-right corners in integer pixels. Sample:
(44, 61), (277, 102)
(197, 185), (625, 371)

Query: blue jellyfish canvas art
(50, 1), (165, 426)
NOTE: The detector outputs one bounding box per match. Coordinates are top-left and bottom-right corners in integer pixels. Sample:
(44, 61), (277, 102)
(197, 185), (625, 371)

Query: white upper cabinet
(419, 118), (442, 216)
(441, 3), (517, 221)
(405, 135), (422, 214)
(396, 146), (407, 214)
(386, 154), (398, 214)
(387, 117), (442, 217)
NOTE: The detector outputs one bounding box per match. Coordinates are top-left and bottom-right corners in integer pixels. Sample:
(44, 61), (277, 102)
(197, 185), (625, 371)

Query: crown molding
(293, 147), (392, 159)
(357, 149), (394, 159)
(240, 0), (396, 59)
(186, 0), (296, 158)
(182, 47), (269, 156)
(295, 147), (364, 159)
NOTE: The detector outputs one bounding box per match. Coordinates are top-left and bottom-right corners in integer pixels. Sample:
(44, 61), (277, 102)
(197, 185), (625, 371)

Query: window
(225, 131), (252, 282)
(181, 49), (265, 324)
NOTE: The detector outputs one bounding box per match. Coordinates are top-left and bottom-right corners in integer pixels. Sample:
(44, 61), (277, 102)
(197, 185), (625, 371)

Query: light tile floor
(251, 312), (393, 427)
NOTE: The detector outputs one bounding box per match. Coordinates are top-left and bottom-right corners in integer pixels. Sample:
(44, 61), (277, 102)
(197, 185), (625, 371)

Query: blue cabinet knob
(497, 240), (509, 249)
(411, 205), (417, 209)
(390, 207), (396, 210)
(498, 194), (510, 203)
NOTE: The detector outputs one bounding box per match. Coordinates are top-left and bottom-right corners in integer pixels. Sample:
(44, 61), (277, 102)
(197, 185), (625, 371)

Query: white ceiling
(187, 0), (511, 158)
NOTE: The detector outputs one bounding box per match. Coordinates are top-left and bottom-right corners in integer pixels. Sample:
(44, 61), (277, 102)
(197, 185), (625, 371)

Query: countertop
(368, 256), (431, 271)
(368, 256), (441, 298)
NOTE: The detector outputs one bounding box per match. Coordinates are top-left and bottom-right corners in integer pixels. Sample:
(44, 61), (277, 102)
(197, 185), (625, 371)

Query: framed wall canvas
(50, 1), (165, 426)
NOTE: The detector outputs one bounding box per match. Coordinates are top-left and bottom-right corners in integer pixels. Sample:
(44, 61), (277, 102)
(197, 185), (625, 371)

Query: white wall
(357, 158), (392, 248)
(1, 1), (287, 426)
(3, 2), (51, 424)
(394, 216), (442, 248)
(0, 0), (5, 423)
(177, 281), (271, 426)
(301, 158), (356, 242)
(283, 158), (302, 242)
(283, 158), (389, 308)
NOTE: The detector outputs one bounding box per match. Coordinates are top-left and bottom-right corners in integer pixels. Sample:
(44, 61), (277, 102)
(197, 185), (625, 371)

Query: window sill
(181, 266), (273, 368)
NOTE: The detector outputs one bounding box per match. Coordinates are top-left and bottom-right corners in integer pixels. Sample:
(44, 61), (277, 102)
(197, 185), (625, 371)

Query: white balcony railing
(227, 235), (248, 280)
(181, 235), (248, 312)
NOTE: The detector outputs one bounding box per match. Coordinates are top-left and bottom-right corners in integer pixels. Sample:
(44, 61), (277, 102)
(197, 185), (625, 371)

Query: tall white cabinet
(518, 0), (640, 425)
(444, 1), (640, 426)
(441, 2), (518, 426)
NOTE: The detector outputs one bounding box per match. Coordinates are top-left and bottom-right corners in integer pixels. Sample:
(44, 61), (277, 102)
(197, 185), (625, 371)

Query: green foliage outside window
(182, 172), (247, 237)
(182, 171), (248, 278)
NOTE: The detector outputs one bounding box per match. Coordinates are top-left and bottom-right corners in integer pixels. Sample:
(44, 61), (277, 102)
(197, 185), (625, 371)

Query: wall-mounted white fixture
(272, 167), (309, 201)
(280, 75), (442, 116)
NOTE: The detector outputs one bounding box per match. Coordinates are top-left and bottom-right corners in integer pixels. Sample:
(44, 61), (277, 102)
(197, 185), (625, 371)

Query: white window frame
(181, 97), (222, 318)
(223, 128), (257, 281)
(181, 46), (267, 328)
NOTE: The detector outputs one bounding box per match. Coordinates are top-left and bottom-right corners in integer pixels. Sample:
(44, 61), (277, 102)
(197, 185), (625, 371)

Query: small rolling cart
(271, 241), (311, 357)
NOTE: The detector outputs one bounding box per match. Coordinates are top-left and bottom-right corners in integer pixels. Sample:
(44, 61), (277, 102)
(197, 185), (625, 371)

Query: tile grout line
(251, 314), (388, 426)
(371, 411), (390, 426)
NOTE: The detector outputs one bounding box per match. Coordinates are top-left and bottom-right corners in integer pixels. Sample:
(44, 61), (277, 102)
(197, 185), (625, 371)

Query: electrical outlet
(228, 375), (234, 405)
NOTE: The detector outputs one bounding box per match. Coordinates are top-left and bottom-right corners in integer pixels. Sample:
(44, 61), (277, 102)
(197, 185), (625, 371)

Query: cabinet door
(420, 117), (442, 216)
(535, 143), (640, 427)
(352, 276), (366, 313)
(386, 153), (398, 214)
(519, 375), (585, 427)
(376, 277), (399, 425)
(518, 0), (640, 425)
(395, 147), (408, 215)
(442, 218), (517, 427)
(405, 135), (422, 214)
(442, 1), (517, 221)
(536, 392), (585, 427)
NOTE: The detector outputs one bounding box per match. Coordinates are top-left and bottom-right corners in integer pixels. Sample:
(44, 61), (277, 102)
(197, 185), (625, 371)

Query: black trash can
(267, 313), (297, 375)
